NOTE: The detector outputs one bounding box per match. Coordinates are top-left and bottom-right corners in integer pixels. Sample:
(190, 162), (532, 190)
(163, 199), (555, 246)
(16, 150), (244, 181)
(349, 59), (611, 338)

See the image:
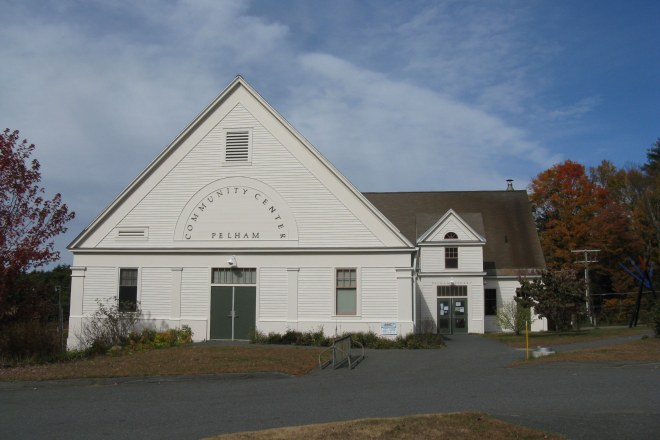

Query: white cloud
(0, 0), (290, 262)
(1, 0), (571, 264)
(391, 1), (550, 116)
(289, 53), (557, 191)
(548, 97), (600, 121)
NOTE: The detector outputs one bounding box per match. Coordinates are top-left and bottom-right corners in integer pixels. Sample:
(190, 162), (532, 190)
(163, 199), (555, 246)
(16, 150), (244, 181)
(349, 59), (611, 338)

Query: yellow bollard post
(525, 319), (529, 361)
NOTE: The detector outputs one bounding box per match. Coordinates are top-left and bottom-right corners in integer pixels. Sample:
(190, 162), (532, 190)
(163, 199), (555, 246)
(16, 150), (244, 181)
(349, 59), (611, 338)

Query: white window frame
(211, 268), (257, 285)
(445, 247), (459, 269)
(118, 267), (140, 312)
(334, 268), (359, 316)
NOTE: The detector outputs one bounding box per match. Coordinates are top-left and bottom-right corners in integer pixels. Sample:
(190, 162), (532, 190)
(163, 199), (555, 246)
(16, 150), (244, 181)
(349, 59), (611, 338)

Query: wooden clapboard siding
(420, 247), (482, 272)
(99, 104), (381, 248)
(298, 268), (332, 319)
(258, 268), (288, 319)
(180, 268), (209, 318)
(420, 248), (444, 272)
(470, 282), (484, 317)
(361, 268), (397, 319)
(140, 267), (172, 318)
(82, 267), (116, 315)
(428, 218), (473, 241)
(419, 280), (435, 323)
(460, 247), (483, 272)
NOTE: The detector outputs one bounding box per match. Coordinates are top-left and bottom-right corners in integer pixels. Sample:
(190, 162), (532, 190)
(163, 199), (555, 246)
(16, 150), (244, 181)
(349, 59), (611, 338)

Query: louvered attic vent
(116, 227), (148, 239)
(225, 130), (250, 162)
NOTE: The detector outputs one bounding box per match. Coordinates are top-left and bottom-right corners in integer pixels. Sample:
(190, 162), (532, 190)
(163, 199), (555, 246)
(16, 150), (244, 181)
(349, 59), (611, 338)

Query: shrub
(249, 328), (442, 349)
(249, 329), (268, 344)
(398, 332), (444, 349)
(301, 327), (327, 346)
(281, 330), (302, 345)
(496, 301), (533, 335)
(352, 331), (384, 348)
(250, 328), (332, 346)
(126, 326), (194, 352)
(266, 332), (283, 344)
(79, 299), (142, 353)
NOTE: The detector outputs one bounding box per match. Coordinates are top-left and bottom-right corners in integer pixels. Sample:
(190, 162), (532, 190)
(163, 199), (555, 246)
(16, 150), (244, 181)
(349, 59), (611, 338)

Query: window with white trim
(118, 268), (138, 312)
(336, 268), (357, 315)
(437, 285), (467, 296)
(445, 247), (458, 269)
(212, 268), (257, 284)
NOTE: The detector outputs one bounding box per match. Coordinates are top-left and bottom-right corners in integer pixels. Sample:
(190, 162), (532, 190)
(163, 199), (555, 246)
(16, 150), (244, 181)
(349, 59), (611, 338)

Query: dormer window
(444, 232), (458, 239)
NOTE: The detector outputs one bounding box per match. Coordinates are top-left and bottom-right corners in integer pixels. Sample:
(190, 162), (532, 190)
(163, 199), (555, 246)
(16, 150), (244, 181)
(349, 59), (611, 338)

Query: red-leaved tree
(0, 129), (75, 319)
(529, 160), (638, 294)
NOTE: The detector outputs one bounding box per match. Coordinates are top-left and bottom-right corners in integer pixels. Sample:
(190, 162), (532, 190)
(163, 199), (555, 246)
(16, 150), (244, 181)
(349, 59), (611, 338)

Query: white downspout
(412, 247), (419, 333)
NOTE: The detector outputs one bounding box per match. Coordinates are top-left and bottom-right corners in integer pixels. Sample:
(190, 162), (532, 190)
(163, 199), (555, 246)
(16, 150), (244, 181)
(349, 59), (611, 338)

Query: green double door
(210, 286), (256, 340)
(437, 298), (468, 334)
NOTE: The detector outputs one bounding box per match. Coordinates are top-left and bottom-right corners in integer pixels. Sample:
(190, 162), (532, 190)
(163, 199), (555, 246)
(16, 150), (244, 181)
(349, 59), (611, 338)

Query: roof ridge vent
(506, 179), (514, 191)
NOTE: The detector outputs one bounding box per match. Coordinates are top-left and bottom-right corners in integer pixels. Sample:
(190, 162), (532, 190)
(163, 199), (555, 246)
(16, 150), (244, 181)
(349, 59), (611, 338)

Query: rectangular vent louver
(117, 228), (146, 238)
(225, 131), (250, 162)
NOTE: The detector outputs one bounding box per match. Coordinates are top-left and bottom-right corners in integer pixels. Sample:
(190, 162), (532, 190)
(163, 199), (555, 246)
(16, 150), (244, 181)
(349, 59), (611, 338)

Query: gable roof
(363, 190), (546, 275)
(69, 76), (412, 250)
(417, 208), (486, 243)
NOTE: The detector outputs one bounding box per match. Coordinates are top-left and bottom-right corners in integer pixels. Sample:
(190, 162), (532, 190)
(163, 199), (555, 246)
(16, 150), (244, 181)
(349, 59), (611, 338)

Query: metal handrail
(318, 335), (365, 370)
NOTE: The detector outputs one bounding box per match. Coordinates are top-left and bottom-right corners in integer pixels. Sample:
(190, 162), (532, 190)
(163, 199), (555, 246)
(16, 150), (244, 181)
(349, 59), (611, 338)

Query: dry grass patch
(206, 412), (562, 440)
(486, 326), (651, 349)
(517, 337), (660, 365)
(0, 345), (322, 381)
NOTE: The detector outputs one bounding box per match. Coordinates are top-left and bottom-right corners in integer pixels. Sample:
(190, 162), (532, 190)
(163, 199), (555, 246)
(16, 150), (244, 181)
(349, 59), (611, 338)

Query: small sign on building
(380, 322), (397, 335)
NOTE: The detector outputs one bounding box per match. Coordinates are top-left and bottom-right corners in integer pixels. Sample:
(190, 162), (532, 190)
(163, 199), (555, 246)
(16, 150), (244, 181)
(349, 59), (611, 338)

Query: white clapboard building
(67, 76), (545, 347)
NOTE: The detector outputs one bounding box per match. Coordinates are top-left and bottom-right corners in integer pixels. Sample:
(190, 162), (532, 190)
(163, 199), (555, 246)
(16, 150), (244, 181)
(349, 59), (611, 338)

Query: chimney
(506, 179), (514, 191)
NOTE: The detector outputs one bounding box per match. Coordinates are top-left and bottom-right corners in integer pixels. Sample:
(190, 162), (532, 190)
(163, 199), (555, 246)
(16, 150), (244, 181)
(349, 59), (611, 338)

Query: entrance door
(452, 298), (468, 333)
(210, 286), (256, 340)
(436, 298), (468, 334)
(437, 299), (451, 334)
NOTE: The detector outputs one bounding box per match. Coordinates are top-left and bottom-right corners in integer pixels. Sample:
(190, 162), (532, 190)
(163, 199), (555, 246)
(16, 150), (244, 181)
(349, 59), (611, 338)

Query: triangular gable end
(417, 209), (486, 244)
(69, 76), (412, 250)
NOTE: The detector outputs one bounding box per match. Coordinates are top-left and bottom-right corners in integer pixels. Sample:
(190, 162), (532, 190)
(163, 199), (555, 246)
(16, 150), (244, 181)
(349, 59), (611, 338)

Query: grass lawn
(205, 413), (563, 440)
(485, 325), (652, 349)
(515, 336), (660, 365)
(0, 345), (323, 381)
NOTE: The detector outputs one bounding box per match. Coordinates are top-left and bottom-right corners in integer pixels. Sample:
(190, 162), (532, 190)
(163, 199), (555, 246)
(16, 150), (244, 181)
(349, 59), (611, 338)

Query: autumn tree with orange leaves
(529, 160), (640, 295)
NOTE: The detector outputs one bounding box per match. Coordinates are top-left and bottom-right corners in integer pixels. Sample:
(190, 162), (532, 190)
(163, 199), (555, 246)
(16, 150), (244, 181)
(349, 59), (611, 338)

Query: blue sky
(1, 0), (658, 265)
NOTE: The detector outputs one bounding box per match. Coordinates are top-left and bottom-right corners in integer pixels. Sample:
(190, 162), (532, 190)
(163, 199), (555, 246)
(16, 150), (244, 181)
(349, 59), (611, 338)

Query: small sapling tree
(496, 300), (532, 335)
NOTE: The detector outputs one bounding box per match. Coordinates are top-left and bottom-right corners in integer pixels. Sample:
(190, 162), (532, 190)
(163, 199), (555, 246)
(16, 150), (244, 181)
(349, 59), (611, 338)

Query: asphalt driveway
(1, 334), (658, 439)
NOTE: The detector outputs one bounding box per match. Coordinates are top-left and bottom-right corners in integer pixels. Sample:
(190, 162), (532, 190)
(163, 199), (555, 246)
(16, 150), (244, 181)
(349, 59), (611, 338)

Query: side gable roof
(363, 190), (546, 275)
(69, 76), (412, 249)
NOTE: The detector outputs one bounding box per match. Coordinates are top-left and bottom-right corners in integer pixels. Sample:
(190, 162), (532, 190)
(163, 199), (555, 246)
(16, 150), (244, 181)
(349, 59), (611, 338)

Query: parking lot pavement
(1, 334), (658, 440)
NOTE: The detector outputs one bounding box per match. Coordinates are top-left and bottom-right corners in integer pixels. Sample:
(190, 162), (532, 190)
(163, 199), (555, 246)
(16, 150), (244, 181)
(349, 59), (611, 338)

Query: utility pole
(571, 249), (600, 326)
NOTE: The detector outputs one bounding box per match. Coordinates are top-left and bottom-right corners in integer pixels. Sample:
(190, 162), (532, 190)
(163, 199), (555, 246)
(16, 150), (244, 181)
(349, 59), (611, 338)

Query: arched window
(444, 232), (458, 239)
